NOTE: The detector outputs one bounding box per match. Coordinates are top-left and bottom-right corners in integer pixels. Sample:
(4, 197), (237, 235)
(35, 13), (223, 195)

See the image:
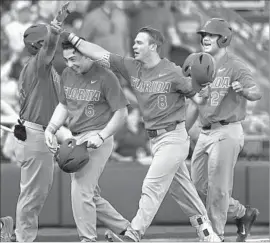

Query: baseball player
(0, 3), (71, 242)
(55, 22), (221, 242)
(187, 18), (261, 242)
(44, 39), (131, 242)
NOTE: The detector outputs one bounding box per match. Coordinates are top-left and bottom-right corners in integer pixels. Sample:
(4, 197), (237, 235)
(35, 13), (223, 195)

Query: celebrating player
(187, 18), (261, 242)
(44, 39), (131, 241)
(54, 21), (221, 241)
(0, 2), (72, 242)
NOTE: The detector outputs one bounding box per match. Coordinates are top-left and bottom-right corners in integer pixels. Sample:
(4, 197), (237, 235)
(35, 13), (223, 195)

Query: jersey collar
(216, 52), (229, 69)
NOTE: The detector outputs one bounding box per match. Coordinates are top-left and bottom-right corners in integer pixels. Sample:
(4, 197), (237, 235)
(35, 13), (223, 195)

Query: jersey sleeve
(102, 69), (130, 112)
(174, 67), (196, 98)
(59, 69), (68, 105)
(109, 53), (137, 84)
(233, 60), (256, 88)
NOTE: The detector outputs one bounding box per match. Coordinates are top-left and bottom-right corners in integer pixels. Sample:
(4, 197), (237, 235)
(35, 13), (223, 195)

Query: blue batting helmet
(197, 18), (233, 48)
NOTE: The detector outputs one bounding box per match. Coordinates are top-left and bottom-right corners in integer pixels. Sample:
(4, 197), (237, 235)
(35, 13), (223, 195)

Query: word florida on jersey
(131, 76), (172, 93)
(64, 86), (101, 102)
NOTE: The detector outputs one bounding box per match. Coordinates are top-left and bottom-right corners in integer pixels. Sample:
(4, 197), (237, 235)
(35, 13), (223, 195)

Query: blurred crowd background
(1, 0), (269, 165)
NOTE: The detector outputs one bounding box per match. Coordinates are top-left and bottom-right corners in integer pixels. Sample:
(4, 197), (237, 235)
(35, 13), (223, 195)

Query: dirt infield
(36, 224), (269, 242)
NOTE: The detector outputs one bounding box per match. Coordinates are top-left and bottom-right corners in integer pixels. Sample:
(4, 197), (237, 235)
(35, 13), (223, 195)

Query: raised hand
(54, 1), (71, 25)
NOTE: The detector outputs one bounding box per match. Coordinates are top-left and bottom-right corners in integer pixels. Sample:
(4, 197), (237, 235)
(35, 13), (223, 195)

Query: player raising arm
(0, 3), (72, 242)
(186, 18), (261, 242)
(52, 19), (222, 241)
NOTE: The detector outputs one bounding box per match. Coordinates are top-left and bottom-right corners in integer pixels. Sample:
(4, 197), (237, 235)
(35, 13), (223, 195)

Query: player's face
(133, 32), (153, 62)
(63, 48), (92, 74)
(201, 33), (220, 55)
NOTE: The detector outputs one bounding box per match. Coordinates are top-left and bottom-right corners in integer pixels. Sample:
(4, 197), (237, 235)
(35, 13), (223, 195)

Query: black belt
(202, 120), (230, 130)
(72, 131), (82, 136)
(147, 123), (178, 138)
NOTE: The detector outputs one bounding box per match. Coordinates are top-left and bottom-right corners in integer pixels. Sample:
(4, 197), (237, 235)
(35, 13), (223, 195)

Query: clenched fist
(231, 81), (243, 93)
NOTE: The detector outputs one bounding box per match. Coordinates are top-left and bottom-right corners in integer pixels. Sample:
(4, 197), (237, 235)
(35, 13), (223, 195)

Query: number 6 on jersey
(85, 103), (95, 117)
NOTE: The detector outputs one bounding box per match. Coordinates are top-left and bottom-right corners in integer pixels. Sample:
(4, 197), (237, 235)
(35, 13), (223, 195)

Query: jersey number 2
(210, 91), (227, 106)
(85, 104), (95, 117)
(157, 94), (167, 110)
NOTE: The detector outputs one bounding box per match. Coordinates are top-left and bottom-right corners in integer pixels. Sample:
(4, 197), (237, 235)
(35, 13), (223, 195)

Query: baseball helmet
(23, 24), (48, 55)
(55, 138), (89, 173)
(197, 18), (232, 48)
(190, 52), (216, 92)
(182, 53), (201, 77)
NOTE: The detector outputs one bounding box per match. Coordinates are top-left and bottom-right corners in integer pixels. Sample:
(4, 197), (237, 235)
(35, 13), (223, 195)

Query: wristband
(97, 133), (104, 143)
(46, 122), (58, 134)
(68, 33), (82, 48)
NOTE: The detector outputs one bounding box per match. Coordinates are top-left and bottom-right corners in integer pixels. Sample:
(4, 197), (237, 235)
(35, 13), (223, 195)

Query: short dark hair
(137, 26), (165, 52)
(62, 40), (75, 50)
(61, 37), (85, 51)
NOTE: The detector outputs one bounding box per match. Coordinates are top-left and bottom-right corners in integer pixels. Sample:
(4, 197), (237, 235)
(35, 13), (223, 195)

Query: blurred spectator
(73, 0), (91, 15)
(1, 50), (20, 112)
(170, 0), (203, 66)
(3, 0), (33, 54)
(79, 0), (131, 56)
(124, 0), (180, 60)
(110, 106), (151, 165)
(36, 0), (59, 23)
(78, 0), (135, 104)
(1, 100), (18, 163)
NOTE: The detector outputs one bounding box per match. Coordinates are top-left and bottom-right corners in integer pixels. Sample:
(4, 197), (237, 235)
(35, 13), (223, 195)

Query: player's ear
(149, 43), (157, 51)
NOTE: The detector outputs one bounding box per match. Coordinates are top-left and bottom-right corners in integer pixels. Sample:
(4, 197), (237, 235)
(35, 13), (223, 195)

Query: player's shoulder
(227, 52), (249, 69)
(61, 67), (72, 77)
(161, 58), (183, 77)
(94, 63), (117, 80)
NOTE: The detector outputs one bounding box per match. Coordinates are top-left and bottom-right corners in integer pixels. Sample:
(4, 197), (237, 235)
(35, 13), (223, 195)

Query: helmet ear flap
(217, 34), (231, 48)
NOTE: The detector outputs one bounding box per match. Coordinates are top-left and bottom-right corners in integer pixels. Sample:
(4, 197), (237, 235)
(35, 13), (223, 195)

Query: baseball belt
(147, 122), (180, 138)
(202, 120), (230, 130)
(21, 120), (47, 132)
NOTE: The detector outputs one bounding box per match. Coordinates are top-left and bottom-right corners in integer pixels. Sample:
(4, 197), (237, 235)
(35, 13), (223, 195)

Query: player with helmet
(186, 18), (262, 241)
(0, 2), (72, 242)
(50, 8), (223, 241)
(44, 38), (131, 241)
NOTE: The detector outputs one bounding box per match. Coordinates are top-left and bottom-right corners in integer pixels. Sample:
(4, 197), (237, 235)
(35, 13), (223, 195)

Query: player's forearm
(190, 93), (208, 106)
(42, 27), (60, 64)
(47, 103), (68, 134)
(242, 85), (262, 101)
(67, 33), (110, 62)
(185, 101), (199, 132)
(99, 107), (128, 141)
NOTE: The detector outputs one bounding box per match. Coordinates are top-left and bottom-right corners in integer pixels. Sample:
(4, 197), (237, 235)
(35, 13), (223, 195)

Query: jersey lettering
(130, 76), (172, 93)
(64, 86), (101, 102)
(210, 76), (230, 89)
(209, 76), (230, 106)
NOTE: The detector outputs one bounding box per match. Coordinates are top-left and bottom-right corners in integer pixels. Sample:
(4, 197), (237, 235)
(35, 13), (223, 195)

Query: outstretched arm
(62, 32), (111, 66)
(40, 2), (70, 64)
